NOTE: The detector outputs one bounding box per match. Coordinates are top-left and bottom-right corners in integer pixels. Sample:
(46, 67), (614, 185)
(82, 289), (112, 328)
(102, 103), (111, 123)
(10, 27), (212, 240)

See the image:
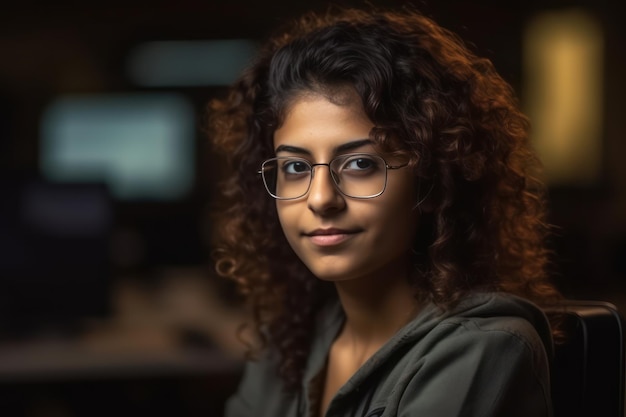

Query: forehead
(273, 94), (375, 155)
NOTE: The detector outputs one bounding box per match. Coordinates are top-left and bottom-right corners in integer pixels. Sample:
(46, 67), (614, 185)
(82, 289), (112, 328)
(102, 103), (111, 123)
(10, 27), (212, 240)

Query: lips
(304, 227), (361, 247)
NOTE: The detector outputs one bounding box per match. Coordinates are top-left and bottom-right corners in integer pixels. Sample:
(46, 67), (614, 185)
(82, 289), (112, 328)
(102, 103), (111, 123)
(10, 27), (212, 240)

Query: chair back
(548, 300), (625, 417)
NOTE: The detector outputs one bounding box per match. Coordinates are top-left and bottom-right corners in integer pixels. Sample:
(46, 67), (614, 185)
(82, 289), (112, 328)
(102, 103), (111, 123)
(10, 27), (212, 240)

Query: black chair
(547, 300), (625, 417)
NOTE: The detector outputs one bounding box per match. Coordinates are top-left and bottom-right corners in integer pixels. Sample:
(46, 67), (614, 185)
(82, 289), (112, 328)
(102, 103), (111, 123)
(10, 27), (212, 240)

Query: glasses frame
(257, 152), (409, 200)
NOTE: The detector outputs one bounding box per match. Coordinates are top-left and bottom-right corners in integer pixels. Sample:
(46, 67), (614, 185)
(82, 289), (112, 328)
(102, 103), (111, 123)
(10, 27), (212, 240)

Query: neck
(334, 258), (420, 346)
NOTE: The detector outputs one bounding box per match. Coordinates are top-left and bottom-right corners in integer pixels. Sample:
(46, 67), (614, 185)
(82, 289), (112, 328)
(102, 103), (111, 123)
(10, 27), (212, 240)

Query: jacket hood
(406, 292), (554, 356)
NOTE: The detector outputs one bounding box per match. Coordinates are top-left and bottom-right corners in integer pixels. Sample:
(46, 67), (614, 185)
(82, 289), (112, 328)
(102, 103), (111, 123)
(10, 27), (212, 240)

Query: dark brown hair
(207, 6), (561, 391)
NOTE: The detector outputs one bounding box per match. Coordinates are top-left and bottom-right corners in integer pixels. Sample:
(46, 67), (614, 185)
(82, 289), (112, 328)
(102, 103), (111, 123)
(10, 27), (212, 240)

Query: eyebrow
(274, 138), (374, 155)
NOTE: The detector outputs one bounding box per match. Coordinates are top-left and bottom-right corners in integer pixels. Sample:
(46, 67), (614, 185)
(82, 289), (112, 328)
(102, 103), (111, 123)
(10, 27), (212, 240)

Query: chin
(306, 263), (371, 282)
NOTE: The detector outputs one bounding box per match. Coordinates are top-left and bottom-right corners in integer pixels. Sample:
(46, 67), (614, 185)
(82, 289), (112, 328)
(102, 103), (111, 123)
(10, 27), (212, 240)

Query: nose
(307, 165), (346, 214)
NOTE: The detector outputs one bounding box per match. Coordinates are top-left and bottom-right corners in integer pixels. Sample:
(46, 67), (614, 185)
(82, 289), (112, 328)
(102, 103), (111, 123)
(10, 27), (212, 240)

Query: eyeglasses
(258, 153), (409, 200)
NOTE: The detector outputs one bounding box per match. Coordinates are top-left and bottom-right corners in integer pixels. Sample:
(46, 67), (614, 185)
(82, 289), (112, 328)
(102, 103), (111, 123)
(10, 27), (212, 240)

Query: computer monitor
(39, 93), (196, 201)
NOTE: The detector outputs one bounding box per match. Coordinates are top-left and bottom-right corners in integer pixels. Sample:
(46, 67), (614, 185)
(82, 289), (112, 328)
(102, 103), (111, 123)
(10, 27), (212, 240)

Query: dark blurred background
(0, 0), (624, 415)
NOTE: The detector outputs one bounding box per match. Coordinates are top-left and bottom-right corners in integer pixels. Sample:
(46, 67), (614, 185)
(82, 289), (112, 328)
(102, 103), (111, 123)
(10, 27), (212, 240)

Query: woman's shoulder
(419, 291), (553, 359)
(353, 292), (554, 417)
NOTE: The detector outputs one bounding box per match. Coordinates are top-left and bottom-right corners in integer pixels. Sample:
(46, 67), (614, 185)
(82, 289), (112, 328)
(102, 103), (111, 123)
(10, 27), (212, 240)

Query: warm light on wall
(523, 9), (604, 186)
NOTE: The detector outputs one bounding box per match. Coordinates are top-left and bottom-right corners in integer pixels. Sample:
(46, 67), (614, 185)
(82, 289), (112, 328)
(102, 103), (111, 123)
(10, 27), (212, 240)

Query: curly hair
(207, 6), (561, 391)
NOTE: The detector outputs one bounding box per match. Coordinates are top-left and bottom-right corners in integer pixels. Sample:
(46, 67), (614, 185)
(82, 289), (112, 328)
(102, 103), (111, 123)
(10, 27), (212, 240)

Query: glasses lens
(262, 157), (312, 199)
(331, 154), (387, 198)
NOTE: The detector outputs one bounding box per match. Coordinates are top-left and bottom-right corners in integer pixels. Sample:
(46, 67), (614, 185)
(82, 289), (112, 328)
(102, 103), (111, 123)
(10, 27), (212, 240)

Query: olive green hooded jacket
(225, 292), (554, 417)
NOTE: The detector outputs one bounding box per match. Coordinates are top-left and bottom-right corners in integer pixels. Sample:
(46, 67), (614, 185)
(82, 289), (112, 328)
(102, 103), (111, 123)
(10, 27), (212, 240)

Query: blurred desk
(0, 340), (243, 417)
(0, 267), (249, 416)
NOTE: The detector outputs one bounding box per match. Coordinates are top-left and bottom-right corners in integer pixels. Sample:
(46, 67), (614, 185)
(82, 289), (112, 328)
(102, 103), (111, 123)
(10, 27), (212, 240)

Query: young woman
(207, 6), (561, 417)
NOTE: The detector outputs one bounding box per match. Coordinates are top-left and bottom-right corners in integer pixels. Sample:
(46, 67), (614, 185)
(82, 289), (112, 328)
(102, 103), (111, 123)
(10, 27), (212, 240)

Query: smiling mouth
(304, 228), (360, 247)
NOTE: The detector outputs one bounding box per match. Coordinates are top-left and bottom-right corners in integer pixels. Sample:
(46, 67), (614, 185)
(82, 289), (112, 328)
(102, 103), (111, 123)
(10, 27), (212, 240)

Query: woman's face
(273, 93), (419, 283)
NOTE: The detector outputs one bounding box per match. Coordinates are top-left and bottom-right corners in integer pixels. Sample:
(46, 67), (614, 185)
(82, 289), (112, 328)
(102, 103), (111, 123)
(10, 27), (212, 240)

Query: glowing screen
(40, 93), (195, 200)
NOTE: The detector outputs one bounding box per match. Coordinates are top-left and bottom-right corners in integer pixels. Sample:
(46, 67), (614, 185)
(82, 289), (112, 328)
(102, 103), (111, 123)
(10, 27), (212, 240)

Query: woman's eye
(283, 160), (310, 174)
(344, 157), (376, 171)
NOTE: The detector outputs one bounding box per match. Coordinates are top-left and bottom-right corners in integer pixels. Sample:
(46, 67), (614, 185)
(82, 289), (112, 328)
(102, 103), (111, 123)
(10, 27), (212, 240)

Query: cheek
(276, 202), (299, 240)
(377, 203), (418, 241)
(376, 181), (420, 241)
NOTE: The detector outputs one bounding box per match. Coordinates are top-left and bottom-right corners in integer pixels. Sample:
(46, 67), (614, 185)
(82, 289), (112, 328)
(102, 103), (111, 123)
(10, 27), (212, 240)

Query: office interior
(0, 0), (625, 415)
